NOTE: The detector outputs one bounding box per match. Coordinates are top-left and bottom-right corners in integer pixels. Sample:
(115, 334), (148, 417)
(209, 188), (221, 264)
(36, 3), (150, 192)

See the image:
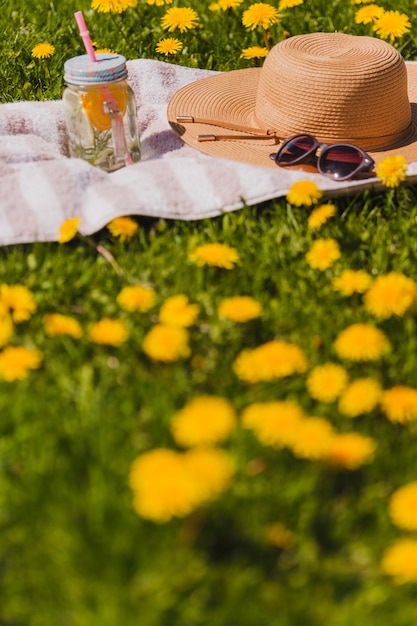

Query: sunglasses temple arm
(175, 116), (277, 141)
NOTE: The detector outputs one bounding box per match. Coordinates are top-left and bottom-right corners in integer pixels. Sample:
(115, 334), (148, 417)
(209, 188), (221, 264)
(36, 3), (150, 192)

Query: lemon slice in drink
(62, 88), (94, 146)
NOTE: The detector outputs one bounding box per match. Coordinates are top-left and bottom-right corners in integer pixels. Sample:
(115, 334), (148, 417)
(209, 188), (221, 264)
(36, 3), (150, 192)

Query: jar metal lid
(64, 53), (128, 85)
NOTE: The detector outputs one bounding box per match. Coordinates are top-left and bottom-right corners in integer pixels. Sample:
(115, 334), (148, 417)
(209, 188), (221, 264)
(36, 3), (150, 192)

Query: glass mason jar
(63, 53), (141, 172)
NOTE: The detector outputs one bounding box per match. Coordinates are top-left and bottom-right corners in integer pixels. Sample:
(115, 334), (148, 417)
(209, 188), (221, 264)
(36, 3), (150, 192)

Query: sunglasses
(270, 133), (375, 181)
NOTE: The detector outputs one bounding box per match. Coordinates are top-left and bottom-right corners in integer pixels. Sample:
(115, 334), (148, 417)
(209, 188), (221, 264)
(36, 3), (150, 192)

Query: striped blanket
(0, 58), (413, 246)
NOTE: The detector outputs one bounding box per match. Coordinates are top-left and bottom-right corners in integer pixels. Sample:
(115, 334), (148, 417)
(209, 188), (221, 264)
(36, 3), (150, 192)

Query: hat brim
(167, 62), (417, 171)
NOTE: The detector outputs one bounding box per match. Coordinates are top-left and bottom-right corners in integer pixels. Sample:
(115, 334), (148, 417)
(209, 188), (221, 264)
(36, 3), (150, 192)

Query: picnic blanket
(2, 58), (417, 246)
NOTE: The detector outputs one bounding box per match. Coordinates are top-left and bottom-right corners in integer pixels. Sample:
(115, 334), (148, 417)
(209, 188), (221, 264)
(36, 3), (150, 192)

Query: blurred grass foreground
(2, 0), (417, 624)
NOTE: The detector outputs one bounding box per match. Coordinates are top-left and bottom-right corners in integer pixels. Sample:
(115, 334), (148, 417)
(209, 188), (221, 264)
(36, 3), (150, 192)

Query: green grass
(2, 0), (417, 624)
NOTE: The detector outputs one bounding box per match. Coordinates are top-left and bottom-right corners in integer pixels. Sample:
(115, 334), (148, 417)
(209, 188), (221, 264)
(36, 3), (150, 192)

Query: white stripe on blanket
(1, 58), (417, 245)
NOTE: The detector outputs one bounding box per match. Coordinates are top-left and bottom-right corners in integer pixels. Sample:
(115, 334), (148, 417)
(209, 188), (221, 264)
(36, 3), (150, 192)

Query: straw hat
(167, 32), (417, 169)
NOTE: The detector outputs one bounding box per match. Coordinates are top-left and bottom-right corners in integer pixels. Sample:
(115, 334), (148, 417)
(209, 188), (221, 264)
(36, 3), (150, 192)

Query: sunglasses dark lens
(319, 146), (364, 179)
(277, 134), (316, 164)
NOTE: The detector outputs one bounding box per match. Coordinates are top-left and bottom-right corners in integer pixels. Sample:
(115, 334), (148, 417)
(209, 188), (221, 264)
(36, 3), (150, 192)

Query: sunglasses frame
(270, 133), (375, 181)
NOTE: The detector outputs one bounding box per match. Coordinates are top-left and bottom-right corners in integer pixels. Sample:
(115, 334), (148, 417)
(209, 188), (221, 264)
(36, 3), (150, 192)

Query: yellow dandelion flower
(265, 523), (295, 549)
(381, 539), (417, 584)
(171, 395), (237, 447)
(218, 296), (262, 322)
(380, 385), (417, 424)
(338, 377), (382, 417)
(289, 417), (335, 460)
(88, 318), (129, 346)
(91, 0), (137, 13)
(375, 154), (408, 187)
(184, 447), (234, 502)
(278, 0), (303, 9)
(324, 432), (376, 469)
(333, 323), (390, 361)
(241, 400), (305, 448)
(0, 346), (42, 381)
(106, 216), (138, 241)
(142, 324), (190, 362)
(306, 363), (348, 403)
(94, 47), (115, 54)
(306, 238), (341, 270)
(332, 269), (372, 296)
(147, 0), (172, 5)
(389, 482), (417, 531)
(129, 449), (200, 522)
(307, 203), (337, 229)
(117, 285), (156, 313)
(159, 294), (200, 328)
(354, 4), (384, 24)
(155, 37), (183, 55)
(242, 3), (280, 30)
(352, 0), (375, 4)
(44, 313), (83, 338)
(31, 42), (55, 59)
(240, 46), (269, 59)
(373, 11), (411, 41)
(161, 7), (200, 32)
(364, 272), (417, 319)
(233, 339), (308, 383)
(59, 217), (81, 244)
(0, 284), (37, 323)
(188, 242), (239, 269)
(286, 180), (323, 207)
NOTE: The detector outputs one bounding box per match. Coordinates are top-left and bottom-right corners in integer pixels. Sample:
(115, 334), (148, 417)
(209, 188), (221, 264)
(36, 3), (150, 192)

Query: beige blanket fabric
(1, 58), (416, 246)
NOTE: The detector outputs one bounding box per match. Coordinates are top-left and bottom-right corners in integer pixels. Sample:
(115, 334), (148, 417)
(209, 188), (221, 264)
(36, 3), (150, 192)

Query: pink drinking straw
(74, 11), (97, 62)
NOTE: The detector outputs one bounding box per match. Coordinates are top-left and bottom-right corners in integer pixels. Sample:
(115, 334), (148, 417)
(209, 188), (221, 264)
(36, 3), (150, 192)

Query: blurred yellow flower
(373, 11), (411, 41)
(188, 243), (239, 269)
(306, 363), (348, 403)
(389, 482), (417, 531)
(155, 37), (183, 55)
(333, 323), (390, 361)
(381, 539), (417, 584)
(117, 285), (156, 313)
(305, 238), (341, 270)
(171, 395), (237, 447)
(147, 0), (172, 5)
(332, 269), (372, 296)
(0, 284), (37, 323)
(240, 46), (269, 59)
(354, 4), (384, 24)
(286, 180), (323, 207)
(278, 0), (303, 9)
(142, 324), (190, 361)
(375, 155), (408, 187)
(59, 217), (81, 243)
(91, 0), (137, 12)
(218, 296), (262, 322)
(351, 0), (376, 4)
(88, 318), (129, 346)
(0, 346), (42, 381)
(324, 432), (376, 469)
(265, 523), (295, 548)
(307, 203), (336, 229)
(129, 447), (233, 522)
(44, 313), (83, 338)
(241, 400), (305, 448)
(107, 216), (138, 240)
(233, 339), (308, 383)
(380, 386), (417, 423)
(31, 43), (55, 59)
(289, 417), (335, 460)
(210, 0), (243, 9)
(0, 316), (13, 347)
(338, 377), (382, 417)
(161, 7), (200, 32)
(242, 3), (280, 29)
(363, 272), (417, 318)
(159, 294), (200, 327)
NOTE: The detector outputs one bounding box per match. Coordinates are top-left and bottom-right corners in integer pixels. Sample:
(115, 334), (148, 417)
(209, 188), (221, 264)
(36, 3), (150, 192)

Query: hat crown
(254, 32), (411, 150)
